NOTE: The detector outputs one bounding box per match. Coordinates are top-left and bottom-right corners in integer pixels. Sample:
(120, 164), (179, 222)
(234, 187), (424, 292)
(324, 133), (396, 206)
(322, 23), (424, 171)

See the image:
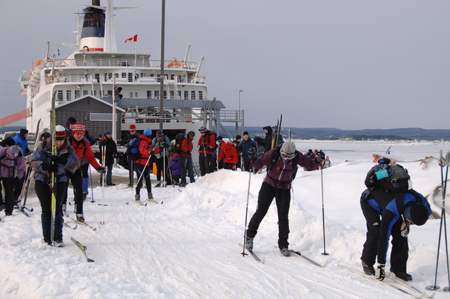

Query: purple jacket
(254, 148), (320, 189)
(168, 154), (182, 176)
(0, 147), (25, 179)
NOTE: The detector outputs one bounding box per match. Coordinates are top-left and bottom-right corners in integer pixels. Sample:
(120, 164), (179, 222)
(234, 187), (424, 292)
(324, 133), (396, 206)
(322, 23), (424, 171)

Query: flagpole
(134, 34), (137, 81)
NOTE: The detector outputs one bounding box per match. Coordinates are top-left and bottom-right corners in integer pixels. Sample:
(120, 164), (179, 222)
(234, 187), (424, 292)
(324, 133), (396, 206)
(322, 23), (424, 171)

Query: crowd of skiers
(0, 120), (433, 282)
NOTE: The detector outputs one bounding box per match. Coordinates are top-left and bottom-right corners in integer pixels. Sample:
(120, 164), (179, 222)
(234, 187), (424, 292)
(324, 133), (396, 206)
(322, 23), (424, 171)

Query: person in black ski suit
(121, 124), (140, 187)
(238, 131), (257, 172)
(360, 159), (431, 281)
(245, 141), (323, 256)
(100, 131), (118, 185)
(253, 126), (273, 154)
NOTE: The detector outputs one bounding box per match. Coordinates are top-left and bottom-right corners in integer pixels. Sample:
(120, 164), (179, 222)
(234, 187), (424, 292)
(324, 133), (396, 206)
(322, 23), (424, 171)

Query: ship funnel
(79, 2), (105, 52)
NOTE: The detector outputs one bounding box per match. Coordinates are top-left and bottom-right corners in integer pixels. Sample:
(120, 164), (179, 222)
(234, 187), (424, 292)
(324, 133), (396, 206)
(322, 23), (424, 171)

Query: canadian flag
(125, 34), (138, 43)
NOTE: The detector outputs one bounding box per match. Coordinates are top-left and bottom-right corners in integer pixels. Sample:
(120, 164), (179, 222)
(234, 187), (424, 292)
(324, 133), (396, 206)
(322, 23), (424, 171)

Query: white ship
(17, 0), (230, 161)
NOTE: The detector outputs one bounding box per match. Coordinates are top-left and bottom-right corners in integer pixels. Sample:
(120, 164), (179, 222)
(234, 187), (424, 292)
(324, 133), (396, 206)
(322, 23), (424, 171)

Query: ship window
(115, 73), (119, 78)
(128, 73), (133, 82)
(150, 74), (154, 78)
(57, 90), (63, 101)
(122, 73), (126, 79)
(178, 91), (181, 99)
(199, 91), (203, 100)
(135, 92), (138, 98)
(93, 90), (97, 96)
(191, 91), (195, 100)
(147, 91), (151, 99)
(107, 90), (112, 98)
(83, 90), (88, 96)
(108, 73), (112, 79)
(66, 90), (72, 101)
(163, 91), (167, 99)
(170, 74), (175, 80)
(75, 90), (80, 98)
(157, 75), (160, 82)
(129, 92), (133, 98)
(141, 73), (144, 78)
(184, 91), (188, 100)
(170, 91), (174, 99)
(155, 91), (159, 99)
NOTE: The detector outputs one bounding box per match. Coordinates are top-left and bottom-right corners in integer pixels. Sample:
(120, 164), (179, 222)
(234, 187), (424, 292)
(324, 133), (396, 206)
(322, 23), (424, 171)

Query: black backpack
(126, 138), (141, 161)
(366, 163), (411, 193)
(174, 133), (186, 154)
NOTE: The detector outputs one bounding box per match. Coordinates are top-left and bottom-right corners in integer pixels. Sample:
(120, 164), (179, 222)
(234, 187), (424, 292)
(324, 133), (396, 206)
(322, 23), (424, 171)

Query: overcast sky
(1, 0), (449, 130)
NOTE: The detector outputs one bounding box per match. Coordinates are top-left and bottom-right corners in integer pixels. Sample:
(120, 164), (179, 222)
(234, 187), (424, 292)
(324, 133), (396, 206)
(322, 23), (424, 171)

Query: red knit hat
(130, 124), (136, 130)
(72, 123), (86, 134)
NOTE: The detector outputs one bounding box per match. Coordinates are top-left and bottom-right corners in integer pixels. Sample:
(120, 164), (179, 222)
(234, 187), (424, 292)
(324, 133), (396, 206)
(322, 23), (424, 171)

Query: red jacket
(136, 135), (153, 165)
(198, 132), (215, 155)
(219, 142), (238, 164)
(181, 138), (193, 157)
(68, 136), (100, 169)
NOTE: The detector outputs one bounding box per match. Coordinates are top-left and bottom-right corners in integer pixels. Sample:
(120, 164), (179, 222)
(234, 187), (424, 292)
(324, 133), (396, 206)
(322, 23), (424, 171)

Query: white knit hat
(280, 141), (296, 155)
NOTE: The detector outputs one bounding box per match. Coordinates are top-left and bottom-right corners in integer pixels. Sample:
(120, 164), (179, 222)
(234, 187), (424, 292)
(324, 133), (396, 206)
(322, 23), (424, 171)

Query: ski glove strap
(400, 221), (410, 237)
(375, 263), (385, 281)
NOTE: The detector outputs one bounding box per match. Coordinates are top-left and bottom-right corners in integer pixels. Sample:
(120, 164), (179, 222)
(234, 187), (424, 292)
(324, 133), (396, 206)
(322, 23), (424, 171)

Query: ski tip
(87, 258), (95, 263)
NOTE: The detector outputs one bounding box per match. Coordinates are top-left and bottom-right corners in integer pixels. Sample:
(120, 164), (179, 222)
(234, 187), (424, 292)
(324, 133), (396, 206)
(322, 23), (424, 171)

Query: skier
(218, 141), (238, 170)
(151, 130), (172, 187)
(214, 136), (224, 171)
(323, 156), (332, 169)
(99, 130), (117, 186)
(360, 159), (431, 281)
(13, 128), (30, 203)
(197, 126), (215, 176)
(30, 125), (80, 245)
(245, 141), (324, 256)
(166, 153), (182, 185)
(180, 131), (196, 187)
(253, 126), (273, 154)
(135, 128), (153, 201)
(65, 123), (106, 222)
(238, 131), (257, 172)
(121, 124), (140, 187)
(0, 137), (16, 210)
(0, 145), (25, 216)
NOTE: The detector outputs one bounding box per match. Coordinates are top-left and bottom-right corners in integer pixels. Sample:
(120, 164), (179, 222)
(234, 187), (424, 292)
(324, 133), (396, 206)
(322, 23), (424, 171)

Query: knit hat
(2, 137), (15, 147)
(129, 124), (136, 130)
(156, 130), (163, 137)
(20, 129), (28, 136)
(243, 131), (249, 136)
(236, 135), (241, 140)
(280, 141), (296, 155)
(105, 130), (112, 136)
(404, 203), (429, 226)
(40, 132), (51, 141)
(7, 145), (20, 158)
(143, 128), (152, 137)
(72, 123), (85, 134)
(55, 125), (66, 140)
(199, 126), (207, 133)
(217, 136), (223, 141)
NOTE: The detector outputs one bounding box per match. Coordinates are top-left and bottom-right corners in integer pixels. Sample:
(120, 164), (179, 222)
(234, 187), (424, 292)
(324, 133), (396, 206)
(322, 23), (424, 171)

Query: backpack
(368, 163), (411, 193)
(266, 142), (300, 187)
(174, 133), (186, 154)
(126, 138), (141, 161)
(207, 131), (218, 151)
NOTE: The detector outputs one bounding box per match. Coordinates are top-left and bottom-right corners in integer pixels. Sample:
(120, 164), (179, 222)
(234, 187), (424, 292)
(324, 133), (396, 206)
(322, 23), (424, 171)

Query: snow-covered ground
(1, 140), (450, 299)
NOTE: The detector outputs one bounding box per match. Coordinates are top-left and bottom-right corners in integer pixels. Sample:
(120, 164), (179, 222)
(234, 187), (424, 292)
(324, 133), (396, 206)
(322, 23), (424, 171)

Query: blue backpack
(126, 138), (141, 161)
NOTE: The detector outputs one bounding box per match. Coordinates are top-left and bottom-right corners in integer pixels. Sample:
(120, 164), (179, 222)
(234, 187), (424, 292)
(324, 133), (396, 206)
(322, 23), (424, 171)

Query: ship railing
(48, 58), (198, 70)
(219, 110), (244, 122)
(44, 73), (207, 85)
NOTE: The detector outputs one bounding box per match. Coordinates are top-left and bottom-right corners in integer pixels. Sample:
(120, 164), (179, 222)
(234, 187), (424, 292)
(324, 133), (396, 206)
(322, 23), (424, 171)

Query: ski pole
(100, 144), (105, 224)
(89, 165), (94, 203)
(134, 154), (153, 190)
(320, 164), (329, 255)
(242, 169), (252, 257)
(427, 150), (450, 291)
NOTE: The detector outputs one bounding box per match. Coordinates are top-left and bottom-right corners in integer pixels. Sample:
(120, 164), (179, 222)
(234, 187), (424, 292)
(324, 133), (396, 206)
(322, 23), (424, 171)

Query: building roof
(52, 95), (126, 112)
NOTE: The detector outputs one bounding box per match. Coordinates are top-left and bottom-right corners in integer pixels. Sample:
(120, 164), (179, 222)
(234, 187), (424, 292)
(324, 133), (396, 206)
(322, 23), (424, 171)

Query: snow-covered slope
(1, 141), (449, 298)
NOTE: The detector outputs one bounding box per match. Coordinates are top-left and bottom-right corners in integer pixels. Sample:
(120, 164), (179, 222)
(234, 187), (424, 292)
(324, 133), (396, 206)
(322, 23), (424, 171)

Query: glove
(254, 136), (261, 142)
(42, 161), (58, 173)
(149, 150), (155, 156)
(375, 263), (385, 281)
(154, 147), (161, 154)
(13, 177), (20, 188)
(51, 156), (68, 165)
(25, 148), (30, 154)
(96, 166), (106, 174)
(159, 146), (165, 153)
(315, 150), (325, 163)
(401, 221), (410, 237)
(199, 144), (206, 150)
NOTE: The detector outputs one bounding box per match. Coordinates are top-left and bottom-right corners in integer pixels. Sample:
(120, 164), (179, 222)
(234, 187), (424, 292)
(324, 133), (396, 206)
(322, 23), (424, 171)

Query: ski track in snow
(1, 141), (450, 298)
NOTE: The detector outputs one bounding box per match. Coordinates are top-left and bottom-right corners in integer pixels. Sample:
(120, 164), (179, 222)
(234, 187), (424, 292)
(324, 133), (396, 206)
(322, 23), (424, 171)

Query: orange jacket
(181, 137), (193, 157)
(219, 142), (238, 164)
(197, 132), (215, 155)
(68, 135), (100, 169)
(136, 135), (153, 165)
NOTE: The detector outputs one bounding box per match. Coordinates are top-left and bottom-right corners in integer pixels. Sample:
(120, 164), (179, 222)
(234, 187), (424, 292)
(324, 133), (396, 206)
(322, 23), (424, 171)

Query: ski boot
(362, 261), (375, 275)
(280, 248), (291, 257)
(148, 193), (154, 200)
(154, 182), (161, 188)
(135, 194), (141, 201)
(244, 237), (254, 251)
(76, 213), (85, 223)
(393, 272), (412, 281)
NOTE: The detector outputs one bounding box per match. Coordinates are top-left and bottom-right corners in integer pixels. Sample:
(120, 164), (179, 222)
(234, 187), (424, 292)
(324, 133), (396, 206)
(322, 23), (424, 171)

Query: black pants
(136, 163), (152, 196)
(247, 182), (291, 249)
(180, 156), (195, 184)
(64, 168), (84, 214)
(13, 175), (25, 201)
(224, 162), (236, 170)
(199, 153), (214, 176)
(127, 155), (135, 185)
(35, 180), (66, 241)
(360, 195), (409, 272)
(155, 156), (168, 181)
(1, 177), (14, 215)
(242, 159), (253, 172)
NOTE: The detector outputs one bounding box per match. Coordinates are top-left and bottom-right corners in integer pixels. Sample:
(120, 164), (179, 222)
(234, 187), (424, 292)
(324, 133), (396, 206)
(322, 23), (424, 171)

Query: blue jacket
(30, 139), (80, 184)
(238, 139), (257, 160)
(365, 188), (431, 264)
(13, 133), (29, 157)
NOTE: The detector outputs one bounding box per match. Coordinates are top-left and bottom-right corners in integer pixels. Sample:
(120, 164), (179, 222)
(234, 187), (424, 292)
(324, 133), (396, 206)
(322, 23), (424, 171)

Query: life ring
(182, 64), (187, 69)
(60, 61), (66, 67)
(83, 46), (89, 52)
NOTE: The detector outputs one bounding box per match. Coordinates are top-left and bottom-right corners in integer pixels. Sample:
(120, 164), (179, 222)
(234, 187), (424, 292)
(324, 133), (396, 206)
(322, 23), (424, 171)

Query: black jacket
(100, 137), (117, 165)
